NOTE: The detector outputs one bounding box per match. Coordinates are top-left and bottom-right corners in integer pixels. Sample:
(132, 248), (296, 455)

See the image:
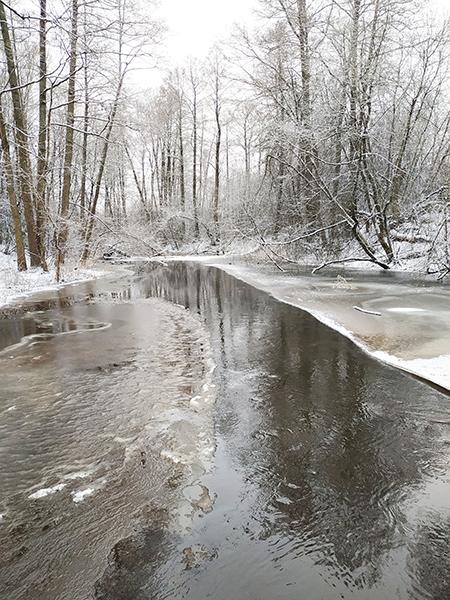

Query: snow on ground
(0, 252), (108, 309)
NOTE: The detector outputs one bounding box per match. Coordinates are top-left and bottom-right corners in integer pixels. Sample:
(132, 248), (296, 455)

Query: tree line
(1, 0), (449, 277)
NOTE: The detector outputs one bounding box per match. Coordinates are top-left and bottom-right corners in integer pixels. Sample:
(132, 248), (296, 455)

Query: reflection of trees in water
(238, 299), (442, 590)
(136, 262), (448, 595)
(407, 515), (450, 599)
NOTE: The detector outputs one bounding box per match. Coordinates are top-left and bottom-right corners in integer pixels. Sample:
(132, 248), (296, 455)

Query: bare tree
(0, 0), (40, 266)
(0, 96), (26, 270)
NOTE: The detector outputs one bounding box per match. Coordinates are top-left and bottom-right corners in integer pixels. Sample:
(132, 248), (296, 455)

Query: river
(1, 261), (449, 599)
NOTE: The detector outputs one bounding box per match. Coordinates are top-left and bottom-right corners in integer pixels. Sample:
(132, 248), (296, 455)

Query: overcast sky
(144, 0), (450, 87)
(156, 0), (257, 63)
(157, 0), (449, 61)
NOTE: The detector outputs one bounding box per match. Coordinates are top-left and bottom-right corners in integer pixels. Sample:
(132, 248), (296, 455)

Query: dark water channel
(1, 262), (450, 599)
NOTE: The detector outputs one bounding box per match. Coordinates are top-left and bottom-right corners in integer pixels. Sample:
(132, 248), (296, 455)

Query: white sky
(156, 0), (257, 63)
(145, 0), (450, 87)
(157, 0), (450, 59)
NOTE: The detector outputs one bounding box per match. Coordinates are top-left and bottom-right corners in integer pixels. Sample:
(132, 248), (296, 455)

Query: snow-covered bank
(0, 252), (109, 309)
(145, 255), (450, 392)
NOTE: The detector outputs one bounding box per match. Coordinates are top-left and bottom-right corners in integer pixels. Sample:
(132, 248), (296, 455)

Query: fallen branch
(391, 232), (430, 244)
(244, 208), (285, 272)
(353, 306), (382, 316)
(312, 257), (390, 274)
(437, 267), (450, 281)
(261, 244), (286, 272)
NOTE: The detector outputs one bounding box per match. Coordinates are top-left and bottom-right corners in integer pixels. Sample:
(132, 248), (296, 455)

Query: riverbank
(0, 252), (110, 310)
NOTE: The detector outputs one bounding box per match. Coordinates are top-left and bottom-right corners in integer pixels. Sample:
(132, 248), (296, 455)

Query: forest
(0, 0), (449, 278)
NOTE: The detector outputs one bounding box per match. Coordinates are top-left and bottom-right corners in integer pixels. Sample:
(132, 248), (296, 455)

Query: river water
(1, 262), (450, 599)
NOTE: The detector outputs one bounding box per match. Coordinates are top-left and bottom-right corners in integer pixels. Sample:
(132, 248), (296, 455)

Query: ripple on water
(0, 296), (216, 600)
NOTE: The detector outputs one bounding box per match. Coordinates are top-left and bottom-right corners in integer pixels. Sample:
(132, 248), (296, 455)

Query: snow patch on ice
(311, 309), (450, 389)
(71, 476), (107, 503)
(372, 352), (450, 391)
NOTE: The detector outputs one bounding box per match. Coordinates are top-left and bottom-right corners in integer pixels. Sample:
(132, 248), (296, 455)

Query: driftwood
(353, 306), (382, 316)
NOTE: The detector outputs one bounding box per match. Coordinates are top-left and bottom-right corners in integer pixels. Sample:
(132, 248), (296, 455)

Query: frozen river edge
(149, 256), (450, 393)
(2, 253), (448, 392)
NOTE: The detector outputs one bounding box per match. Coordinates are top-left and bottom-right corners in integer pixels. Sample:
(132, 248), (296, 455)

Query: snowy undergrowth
(0, 251), (108, 308)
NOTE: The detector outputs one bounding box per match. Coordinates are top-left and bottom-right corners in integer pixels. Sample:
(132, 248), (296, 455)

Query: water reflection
(95, 262), (450, 600)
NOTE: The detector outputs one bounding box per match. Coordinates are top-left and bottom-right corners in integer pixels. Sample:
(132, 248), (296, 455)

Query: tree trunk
(57, 0), (79, 278)
(36, 0), (48, 270)
(0, 98), (27, 271)
(213, 69), (221, 247)
(0, 1), (40, 266)
(82, 73), (125, 261)
(191, 72), (199, 237)
(79, 23), (89, 220)
(297, 0), (317, 223)
(125, 145), (151, 221)
(178, 97), (186, 237)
